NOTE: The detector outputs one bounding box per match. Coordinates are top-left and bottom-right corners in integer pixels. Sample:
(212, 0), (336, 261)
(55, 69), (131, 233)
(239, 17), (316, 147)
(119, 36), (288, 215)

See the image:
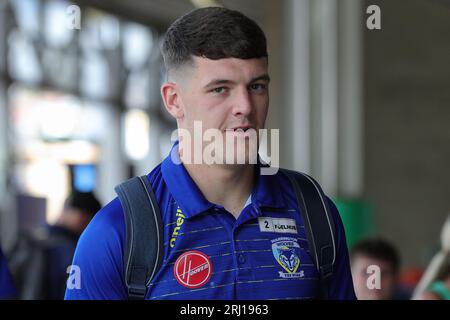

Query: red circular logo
(173, 250), (213, 289)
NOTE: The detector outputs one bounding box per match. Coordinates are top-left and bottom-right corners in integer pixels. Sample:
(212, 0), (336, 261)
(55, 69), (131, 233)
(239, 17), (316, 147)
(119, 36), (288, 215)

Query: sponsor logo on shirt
(272, 237), (305, 279)
(170, 207), (185, 248)
(173, 250), (213, 289)
(258, 217), (298, 234)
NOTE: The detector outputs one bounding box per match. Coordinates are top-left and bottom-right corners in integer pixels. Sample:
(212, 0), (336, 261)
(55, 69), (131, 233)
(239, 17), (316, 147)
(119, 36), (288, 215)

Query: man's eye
(250, 83), (266, 92)
(212, 87), (226, 94)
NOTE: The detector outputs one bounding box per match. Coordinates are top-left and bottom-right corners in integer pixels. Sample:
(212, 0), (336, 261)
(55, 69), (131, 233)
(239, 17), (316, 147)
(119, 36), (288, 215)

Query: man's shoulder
(92, 197), (124, 227)
(66, 197), (128, 300)
(76, 197), (126, 254)
(271, 168), (343, 225)
(274, 168), (336, 202)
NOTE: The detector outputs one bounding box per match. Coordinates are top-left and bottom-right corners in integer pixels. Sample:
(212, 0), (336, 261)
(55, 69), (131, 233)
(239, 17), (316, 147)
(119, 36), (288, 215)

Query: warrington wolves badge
(271, 237), (305, 279)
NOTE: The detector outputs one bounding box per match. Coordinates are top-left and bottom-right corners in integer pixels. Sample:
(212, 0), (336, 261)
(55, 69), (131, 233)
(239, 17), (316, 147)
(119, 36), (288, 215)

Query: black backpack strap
(280, 169), (336, 299)
(114, 175), (164, 300)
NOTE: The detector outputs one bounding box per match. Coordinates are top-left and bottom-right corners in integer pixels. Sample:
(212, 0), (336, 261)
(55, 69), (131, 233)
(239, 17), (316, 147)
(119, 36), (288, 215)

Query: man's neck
(182, 161), (255, 219)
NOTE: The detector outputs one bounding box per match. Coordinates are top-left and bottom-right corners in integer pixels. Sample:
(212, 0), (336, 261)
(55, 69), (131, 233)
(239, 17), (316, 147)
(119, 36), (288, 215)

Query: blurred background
(0, 0), (449, 299)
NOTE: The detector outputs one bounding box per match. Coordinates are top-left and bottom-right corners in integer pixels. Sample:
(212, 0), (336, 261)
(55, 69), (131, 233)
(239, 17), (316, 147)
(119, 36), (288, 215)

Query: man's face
(351, 254), (398, 300)
(168, 56), (270, 164)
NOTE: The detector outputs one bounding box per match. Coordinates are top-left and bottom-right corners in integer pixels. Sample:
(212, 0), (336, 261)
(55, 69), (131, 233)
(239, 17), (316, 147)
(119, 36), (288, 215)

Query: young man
(350, 237), (404, 300)
(65, 7), (355, 300)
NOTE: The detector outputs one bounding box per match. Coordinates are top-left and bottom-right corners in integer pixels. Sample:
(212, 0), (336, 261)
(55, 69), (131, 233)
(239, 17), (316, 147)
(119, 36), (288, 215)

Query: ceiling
(73, 0), (269, 32)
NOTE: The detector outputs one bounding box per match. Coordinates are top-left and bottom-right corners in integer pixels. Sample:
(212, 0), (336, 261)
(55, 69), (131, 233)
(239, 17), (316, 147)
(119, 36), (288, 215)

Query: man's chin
(222, 147), (259, 165)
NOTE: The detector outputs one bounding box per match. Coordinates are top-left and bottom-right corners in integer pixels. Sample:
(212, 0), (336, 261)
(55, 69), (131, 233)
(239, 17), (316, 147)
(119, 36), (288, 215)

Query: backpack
(114, 168), (336, 300)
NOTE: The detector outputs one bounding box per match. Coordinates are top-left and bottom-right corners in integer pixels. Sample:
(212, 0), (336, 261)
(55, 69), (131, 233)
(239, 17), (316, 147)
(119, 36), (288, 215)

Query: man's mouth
(224, 125), (253, 132)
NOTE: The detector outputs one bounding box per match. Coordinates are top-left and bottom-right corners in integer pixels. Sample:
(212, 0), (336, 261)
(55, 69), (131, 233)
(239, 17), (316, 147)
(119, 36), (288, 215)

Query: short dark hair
(161, 7), (268, 76)
(64, 191), (102, 217)
(350, 237), (400, 272)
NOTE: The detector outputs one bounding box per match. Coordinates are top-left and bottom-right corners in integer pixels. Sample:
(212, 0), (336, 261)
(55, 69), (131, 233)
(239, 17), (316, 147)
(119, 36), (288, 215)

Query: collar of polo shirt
(161, 141), (288, 219)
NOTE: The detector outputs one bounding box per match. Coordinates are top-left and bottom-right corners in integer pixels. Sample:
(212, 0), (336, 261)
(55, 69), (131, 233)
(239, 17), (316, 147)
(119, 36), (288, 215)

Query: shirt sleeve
(325, 196), (357, 300)
(64, 198), (128, 300)
(0, 248), (17, 299)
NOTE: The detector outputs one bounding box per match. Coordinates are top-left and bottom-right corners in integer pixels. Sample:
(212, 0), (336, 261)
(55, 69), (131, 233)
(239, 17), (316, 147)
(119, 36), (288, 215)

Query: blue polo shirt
(65, 142), (356, 300)
(0, 248), (17, 299)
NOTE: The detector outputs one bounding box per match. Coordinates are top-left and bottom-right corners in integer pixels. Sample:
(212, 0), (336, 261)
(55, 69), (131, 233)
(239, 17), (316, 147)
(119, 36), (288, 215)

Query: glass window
(8, 30), (42, 84)
(44, 0), (74, 48)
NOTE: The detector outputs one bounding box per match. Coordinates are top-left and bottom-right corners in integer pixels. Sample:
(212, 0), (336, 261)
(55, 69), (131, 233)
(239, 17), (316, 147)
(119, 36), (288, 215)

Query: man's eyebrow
(203, 79), (235, 88)
(203, 74), (271, 89)
(250, 74), (271, 83)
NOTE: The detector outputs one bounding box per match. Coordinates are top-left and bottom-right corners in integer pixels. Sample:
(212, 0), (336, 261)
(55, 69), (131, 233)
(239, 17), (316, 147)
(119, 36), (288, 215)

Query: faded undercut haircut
(161, 7), (268, 79)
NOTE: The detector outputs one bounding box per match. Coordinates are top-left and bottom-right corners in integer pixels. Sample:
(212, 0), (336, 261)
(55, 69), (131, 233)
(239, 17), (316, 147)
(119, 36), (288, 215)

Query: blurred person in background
(0, 245), (17, 299)
(413, 215), (450, 300)
(10, 191), (101, 299)
(350, 237), (408, 300)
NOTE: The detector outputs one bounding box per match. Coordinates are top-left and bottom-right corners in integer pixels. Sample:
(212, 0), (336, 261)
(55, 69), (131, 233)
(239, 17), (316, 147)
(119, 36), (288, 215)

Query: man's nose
(231, 87), (253, 117)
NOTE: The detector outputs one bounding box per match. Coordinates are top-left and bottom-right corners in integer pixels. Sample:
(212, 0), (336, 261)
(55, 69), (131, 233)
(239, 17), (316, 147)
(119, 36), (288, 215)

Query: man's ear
(161, 82), (184, 120)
